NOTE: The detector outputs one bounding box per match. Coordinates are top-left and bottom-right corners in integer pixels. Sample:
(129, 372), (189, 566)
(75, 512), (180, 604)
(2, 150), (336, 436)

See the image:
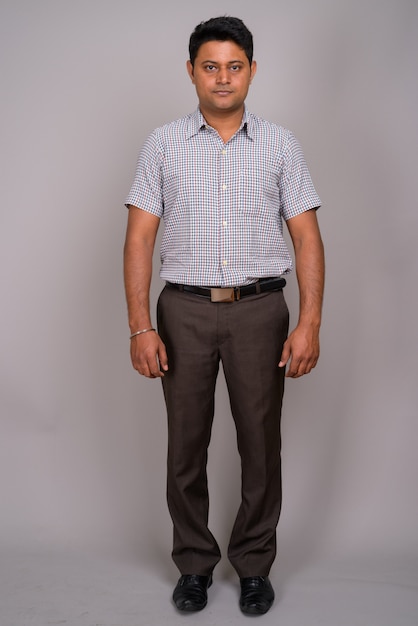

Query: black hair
(189, 16), (253, 66)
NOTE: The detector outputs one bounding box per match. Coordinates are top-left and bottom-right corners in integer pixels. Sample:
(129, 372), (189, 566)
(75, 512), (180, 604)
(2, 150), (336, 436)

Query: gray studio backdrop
(1, 0), (417, 575)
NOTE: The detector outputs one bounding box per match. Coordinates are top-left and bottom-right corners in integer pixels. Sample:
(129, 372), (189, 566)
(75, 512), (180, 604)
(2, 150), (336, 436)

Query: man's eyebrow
(200, 59), (245, 64)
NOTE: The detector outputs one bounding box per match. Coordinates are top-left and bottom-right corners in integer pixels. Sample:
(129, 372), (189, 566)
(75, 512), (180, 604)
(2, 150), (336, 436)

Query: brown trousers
(157, 285), (289, 577)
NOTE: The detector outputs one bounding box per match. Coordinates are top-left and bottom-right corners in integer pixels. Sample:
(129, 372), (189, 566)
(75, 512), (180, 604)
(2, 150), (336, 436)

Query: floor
(1, 547), (417, 626)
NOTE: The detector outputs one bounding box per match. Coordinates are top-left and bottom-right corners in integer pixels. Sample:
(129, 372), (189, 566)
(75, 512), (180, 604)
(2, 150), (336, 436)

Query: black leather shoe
(173, 574), (213, 612)
(239, 576), (275, 615)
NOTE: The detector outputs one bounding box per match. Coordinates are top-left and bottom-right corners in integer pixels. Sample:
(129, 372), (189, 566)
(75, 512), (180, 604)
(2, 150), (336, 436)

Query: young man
(124, 16), (324, 616)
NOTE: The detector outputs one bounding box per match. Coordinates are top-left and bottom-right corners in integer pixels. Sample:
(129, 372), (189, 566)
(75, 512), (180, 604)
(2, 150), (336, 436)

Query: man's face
(187, 40), (256, 117)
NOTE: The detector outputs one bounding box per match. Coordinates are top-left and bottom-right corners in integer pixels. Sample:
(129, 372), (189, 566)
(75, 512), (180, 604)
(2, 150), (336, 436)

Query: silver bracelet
(130, 327), (156, 339)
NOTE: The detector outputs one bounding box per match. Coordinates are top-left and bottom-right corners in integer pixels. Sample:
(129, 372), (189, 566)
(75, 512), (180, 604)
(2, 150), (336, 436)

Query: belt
(166, 277), (286, 302)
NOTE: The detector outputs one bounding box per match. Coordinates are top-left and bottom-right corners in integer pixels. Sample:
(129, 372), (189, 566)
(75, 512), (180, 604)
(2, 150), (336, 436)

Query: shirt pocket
(234, 167), (282, 259)
(236, 166), (280, 212)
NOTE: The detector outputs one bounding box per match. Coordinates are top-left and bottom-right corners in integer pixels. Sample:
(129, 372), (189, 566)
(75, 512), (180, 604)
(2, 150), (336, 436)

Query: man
(124, 16), (324, 616)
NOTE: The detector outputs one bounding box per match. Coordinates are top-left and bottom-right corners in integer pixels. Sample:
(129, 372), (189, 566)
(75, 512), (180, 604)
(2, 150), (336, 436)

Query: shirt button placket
(220, 146), (230, 282)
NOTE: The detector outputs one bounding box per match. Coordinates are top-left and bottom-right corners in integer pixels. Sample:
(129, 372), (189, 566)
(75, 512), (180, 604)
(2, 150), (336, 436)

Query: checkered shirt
(126, 108), (321, 287)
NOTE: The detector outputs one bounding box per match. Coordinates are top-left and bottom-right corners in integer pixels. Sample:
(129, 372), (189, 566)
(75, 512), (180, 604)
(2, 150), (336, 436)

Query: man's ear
(250, 60), (257, 83)
(186, 60), (195, 84)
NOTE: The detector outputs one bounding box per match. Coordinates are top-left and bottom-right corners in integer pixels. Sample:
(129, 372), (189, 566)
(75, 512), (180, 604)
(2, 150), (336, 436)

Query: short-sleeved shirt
(126, 108), (321, 287)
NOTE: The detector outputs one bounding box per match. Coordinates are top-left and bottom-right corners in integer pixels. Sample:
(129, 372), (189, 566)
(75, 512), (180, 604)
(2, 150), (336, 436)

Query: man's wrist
(297, 317), (321, 331)
(129, 327), (156, 339)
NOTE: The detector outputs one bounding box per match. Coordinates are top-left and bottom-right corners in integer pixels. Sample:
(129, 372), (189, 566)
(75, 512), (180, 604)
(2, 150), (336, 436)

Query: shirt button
(223, 220), (227, 227)
(222, 149), (227, 155)
(222, 184), (227, 190)
(222, 260), (228, 266)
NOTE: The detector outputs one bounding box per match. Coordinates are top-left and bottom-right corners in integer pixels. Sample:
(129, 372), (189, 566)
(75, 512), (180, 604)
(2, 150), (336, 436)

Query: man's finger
(158, 344), (169, 372)
(278, 341), (290, 368)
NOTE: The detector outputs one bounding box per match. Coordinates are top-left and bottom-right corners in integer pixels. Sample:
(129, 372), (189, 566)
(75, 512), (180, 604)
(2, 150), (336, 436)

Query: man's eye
(205, 65), (216, 71)
(231, 65), (240, 71)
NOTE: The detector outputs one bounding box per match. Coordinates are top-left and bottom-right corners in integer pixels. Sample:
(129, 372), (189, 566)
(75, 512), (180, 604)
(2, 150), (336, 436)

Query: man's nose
(216, 68), (230, 83)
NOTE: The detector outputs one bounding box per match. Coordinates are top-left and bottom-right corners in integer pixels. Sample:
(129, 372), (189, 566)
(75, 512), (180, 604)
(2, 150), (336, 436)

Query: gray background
(1, 0), (417, 624)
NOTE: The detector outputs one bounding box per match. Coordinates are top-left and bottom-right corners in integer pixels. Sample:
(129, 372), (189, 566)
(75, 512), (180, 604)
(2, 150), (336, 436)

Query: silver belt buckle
(210, 287), (235, 303)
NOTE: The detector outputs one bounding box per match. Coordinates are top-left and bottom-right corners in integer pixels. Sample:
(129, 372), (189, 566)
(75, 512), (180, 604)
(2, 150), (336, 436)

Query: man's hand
(278, 324), (320, 378)
(130, 331), (168, 378)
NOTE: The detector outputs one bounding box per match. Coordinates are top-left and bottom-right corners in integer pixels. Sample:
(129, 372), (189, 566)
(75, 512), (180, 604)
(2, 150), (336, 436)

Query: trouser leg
(219, 290), (289, 577)
(157, 286), (221, 575)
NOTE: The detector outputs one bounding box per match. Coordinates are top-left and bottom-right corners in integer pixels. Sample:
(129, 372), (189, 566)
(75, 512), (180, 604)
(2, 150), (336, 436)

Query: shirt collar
(186, 107), (254, 140)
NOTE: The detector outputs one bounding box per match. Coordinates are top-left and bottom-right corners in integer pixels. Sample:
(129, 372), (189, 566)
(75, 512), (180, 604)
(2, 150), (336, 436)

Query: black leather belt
(166, 277), (286, 302)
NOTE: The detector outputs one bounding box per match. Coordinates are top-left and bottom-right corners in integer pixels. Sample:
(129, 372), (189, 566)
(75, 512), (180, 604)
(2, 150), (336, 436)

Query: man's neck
(200, 106), (245, 143)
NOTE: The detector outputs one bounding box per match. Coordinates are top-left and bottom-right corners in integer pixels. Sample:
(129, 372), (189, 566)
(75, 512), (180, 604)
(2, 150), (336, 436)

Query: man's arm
(279, 208), (325, 378)
(123, 206), (168, 378)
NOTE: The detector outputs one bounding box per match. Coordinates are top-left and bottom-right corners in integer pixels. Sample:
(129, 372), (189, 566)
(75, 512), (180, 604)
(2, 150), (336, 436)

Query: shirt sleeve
(279, 130), (321, 221)
(125, 131), (164, 217)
